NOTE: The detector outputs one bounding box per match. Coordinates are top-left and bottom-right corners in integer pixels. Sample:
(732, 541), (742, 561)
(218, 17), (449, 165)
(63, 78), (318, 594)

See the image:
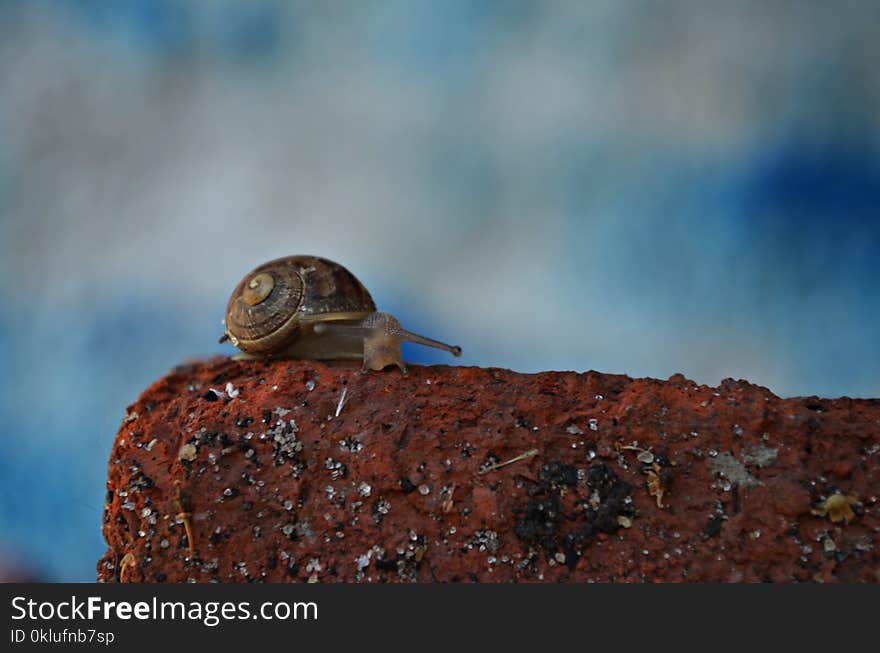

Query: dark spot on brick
(703, 514), (725, 538)
(399, 478), (416, 493)
(539, 461), (578, 489)
(375, 556), (398, 572)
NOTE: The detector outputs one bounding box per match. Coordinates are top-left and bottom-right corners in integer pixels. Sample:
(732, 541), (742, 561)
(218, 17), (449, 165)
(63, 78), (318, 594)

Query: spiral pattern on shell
(224, 256), (376, 355)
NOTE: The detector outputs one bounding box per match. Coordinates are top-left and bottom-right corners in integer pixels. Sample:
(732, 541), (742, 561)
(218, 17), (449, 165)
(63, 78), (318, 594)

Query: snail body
(221, 255), (461, 373)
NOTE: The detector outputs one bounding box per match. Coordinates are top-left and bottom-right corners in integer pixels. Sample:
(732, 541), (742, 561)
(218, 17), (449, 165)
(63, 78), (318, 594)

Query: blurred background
(1, 0), (878, 581)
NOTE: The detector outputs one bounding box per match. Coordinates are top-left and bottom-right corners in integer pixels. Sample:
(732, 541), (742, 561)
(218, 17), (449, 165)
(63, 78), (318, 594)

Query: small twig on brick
(442, 482), (457, 513)
(334, 385), (348, 418)
(478, 449), (538, 475)
(174, 480), (196, 560)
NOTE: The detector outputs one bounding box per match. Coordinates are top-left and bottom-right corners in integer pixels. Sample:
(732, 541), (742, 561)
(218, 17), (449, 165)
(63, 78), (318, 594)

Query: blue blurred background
(1, 0), (878, 581)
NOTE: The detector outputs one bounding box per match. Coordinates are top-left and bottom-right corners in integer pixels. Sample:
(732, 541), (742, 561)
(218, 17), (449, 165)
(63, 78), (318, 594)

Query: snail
(219, 255), (461, 373)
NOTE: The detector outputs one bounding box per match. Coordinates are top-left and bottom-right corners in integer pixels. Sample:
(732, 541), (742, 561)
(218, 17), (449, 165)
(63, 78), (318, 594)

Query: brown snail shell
(223, 255), (376, 355)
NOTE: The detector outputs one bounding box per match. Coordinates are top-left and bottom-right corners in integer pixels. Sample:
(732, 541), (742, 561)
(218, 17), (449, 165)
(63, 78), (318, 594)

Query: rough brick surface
(98, 358), (880, 582)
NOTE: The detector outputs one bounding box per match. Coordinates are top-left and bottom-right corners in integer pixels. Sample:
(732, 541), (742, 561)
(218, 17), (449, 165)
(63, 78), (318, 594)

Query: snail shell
(224, 255), (375, 355)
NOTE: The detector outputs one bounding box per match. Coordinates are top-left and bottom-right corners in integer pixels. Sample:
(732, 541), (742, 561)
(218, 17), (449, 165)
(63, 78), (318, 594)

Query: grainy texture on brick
(98, 357), (880, 582)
